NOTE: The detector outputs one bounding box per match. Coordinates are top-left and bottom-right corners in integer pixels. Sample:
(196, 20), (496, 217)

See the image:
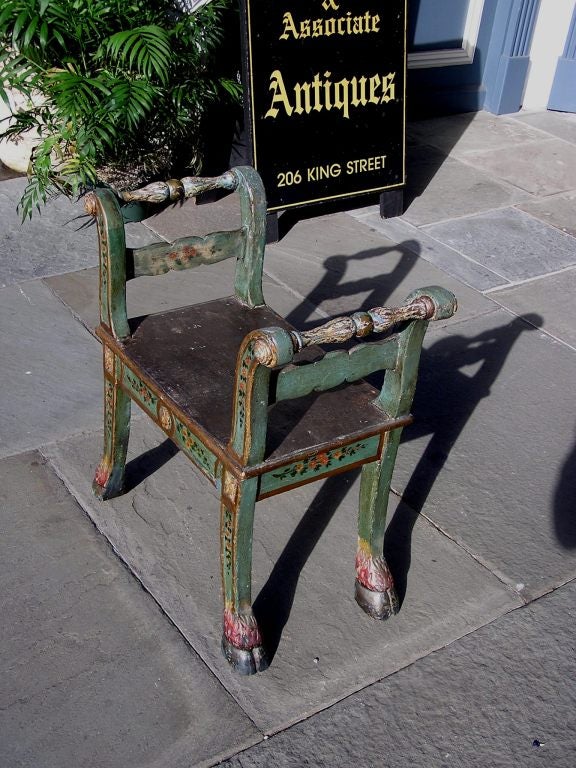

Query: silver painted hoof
(221, 636), (269, 675)
(355, 579), (399, 620)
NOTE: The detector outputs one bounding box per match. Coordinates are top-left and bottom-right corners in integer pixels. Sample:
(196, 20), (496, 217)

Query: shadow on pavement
(554, 429), (576, 549)
(385, 313), (543, 603)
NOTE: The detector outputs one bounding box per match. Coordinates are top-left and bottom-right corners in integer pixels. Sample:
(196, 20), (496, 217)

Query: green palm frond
(101, 25), (171, 84)
(0, 0), (240, 219)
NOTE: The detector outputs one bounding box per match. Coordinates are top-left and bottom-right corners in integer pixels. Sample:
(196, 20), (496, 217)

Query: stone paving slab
(44, 262), (324, 336)
(0, 178), (156, 287)
(408, 111), (546, 156)
(487, 268), (576, 350)
(516, 190), (576, 238)
(0, 279), (103, 458)
(353, 214), (509, 291)
(391, 309), (576, 600)
(144, 192), (242, 241)
(264, 214), (495, 328)
(0, 452), (260, 768)
(43, 419), (521, 733)
(401, 155), (529, 227)
(459, 138), (576, 196)
(422, 208), (576, 283)
(220, 579), (576, 768)
(512, 110), (576, 145)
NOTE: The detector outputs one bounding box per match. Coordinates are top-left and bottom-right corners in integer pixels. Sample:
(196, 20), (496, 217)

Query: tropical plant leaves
(101, 26), (171, 85)
(0, 0), (239, 218)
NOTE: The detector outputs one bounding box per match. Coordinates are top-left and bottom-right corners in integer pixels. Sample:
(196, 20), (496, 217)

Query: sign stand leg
(266, 212), (280, 243)
(379, 189), (404, 219)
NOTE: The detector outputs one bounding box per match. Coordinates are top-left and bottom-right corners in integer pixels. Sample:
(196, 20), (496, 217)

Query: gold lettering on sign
(279, 11), (380, 40)
(265, 71), (396, 119)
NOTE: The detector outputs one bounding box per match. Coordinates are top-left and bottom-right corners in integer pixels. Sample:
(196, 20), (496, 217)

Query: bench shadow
(115, 258), (544, 665)
(284, 240), (422, 329)
(255, 312), (542, 662)
(253, 470), (359, 661)
(384, 313), (543, 604)
(124, 438), (179, 493)
(554, 427), (576, 549)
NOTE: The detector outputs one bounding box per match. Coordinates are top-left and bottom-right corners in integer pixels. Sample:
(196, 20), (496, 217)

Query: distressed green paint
(260, 435), (380, 495)
(88, 164), (459, 671)
(229, 338), (272, 464)
(229, 328), (294, 465)
(221, 502), (235, 597)
(93, 356), (131, 499)
(356, 287), (457, 564)
(174, 419), (217, 477)
(122, 368), (158, 414)
(357, 429), (403, 556)
(96, 214), (109, 329)
(221, 477), (259, 613)
(232, 166), (266, 308)
(93, 188), (130, 340)
(276, 341), (398, 402)
(131, 229), (246, 278)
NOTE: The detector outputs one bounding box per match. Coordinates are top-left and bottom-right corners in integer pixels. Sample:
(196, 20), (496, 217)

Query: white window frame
(408, 0), (485, 69)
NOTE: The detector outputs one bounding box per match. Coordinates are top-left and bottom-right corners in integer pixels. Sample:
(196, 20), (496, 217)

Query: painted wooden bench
(86, 166), (457, 675)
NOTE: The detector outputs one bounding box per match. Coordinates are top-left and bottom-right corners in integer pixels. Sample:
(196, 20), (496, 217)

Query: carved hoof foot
(92, 463), (125, 500)
(221, 636), (269, 675)
(355, 579), (399, 620)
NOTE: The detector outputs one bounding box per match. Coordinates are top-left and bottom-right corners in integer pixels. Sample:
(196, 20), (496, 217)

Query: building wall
(523, 0), (576, 109)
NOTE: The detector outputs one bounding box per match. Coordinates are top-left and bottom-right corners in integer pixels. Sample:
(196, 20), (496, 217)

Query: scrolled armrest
(289, 287), (457, 352)
(119, 170), (238, 204)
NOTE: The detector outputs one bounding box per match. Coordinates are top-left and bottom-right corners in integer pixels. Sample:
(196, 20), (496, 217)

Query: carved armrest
(289, 286), (457, 352)
(119, 171), (238, 204)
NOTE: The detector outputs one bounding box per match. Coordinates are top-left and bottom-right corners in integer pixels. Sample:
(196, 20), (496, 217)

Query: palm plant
(0, 0), (241, 218)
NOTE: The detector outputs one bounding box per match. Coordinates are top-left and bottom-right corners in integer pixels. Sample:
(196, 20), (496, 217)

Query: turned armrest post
(376, 287), (457, 416)
(286, 287), (457, 418)
(289, 287), (457, 352)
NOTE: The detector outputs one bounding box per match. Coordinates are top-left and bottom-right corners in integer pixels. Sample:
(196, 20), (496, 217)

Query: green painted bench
(86, 166), (457, 675)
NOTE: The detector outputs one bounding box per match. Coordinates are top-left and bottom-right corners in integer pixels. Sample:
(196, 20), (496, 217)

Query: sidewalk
(1, 109), (575, 767)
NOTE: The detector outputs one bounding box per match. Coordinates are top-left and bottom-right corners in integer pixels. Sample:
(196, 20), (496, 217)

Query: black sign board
(240, 0), (406, 211)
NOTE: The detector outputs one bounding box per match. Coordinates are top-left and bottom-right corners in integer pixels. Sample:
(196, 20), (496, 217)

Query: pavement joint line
(262, 266), (331, 319)
(37, 444), (266, 739)
(141, 221), (171, 242)
(418, 510), (529, 604)
(480, 301), (576, 354)
(405, 200), (529, 229)
(41, 275), (100, 337)
(352, 212), (513, 287)
(389, 488), (528, 604)
(505, 113), (576, 148)
(483, 263), (576, 294)
(225, 581), (533, 749)
(509, 205), (576, 243)
(513, 187), (576, 203)
(443, 142), (576, 197)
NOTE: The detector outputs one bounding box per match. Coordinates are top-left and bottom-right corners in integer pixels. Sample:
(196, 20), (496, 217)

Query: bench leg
(355, 430), (401, 620)
(220, 475), (268, 675)
(93, 372), (131, 500)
